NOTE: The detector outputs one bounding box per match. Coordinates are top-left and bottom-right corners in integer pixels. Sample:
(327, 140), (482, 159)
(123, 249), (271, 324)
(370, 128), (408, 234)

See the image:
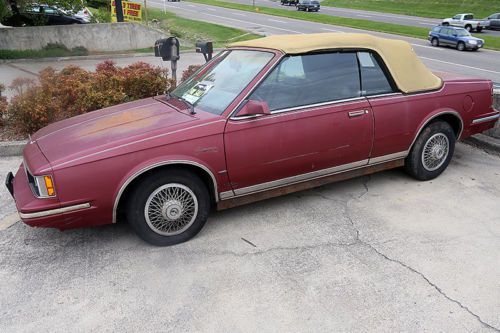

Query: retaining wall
(0, 22), (165, 52)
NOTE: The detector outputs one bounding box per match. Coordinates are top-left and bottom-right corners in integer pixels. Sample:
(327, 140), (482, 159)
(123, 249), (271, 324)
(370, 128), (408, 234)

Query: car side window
(452, 15), (461, 19)
(357, 52), (395, 96)
(432, 26), (441, 33)
(44, 7), (57, 14)
(249, 52), (361, 111)
(464, 14), (473, 20)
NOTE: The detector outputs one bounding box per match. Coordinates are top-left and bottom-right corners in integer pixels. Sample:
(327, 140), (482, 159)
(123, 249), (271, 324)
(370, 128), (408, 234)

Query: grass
(0, 43), (88, 59)
(320, 0), (500, 20)
(147, 8), (261, 48)
(187, 0), (500, 51)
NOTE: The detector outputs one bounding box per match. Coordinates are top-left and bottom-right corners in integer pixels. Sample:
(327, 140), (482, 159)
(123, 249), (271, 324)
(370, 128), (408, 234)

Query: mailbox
(155, 37), (180, 61)
(196, 41), (213, 62)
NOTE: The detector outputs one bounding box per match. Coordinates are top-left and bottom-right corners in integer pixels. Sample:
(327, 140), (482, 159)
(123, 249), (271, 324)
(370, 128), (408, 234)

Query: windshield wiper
(167, 93), (196, 114)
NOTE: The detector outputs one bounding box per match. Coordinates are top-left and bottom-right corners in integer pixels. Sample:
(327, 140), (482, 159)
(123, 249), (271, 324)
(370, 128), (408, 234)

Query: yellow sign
(111, 0), (142, 22)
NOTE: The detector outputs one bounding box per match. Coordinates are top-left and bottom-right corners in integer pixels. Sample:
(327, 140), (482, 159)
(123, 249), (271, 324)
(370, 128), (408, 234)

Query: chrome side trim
(112, 160), (219, 223)
(219, 191), (235, 199)
(368, 150), (408, 164)
(472, 114), (500, 124)
(221, 152), (408, 200)
(408, 111), (464, 152)
(19, 203), (91, 219)
(232, 159), (369, 198)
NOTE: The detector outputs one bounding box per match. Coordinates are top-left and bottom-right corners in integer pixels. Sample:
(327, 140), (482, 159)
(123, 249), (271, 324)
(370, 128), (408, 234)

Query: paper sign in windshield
(183, 83), (213, 105)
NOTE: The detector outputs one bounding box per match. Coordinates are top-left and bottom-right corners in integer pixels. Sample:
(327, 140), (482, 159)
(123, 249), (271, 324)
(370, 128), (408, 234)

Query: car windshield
(171, 50), (274, 115)
(456, 29), (471, 36)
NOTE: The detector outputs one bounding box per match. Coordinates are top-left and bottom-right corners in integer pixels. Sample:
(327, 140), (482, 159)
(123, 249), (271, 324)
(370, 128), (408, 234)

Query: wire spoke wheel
(144, 183), (198, 236)
(421, 133), (449, 172)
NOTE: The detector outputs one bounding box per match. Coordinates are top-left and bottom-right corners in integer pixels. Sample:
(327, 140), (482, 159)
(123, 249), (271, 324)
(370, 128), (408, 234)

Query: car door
(439, 28), (452, 45)
(491, 14), (500, 29)
(224, 52), (374, 195)
(450, 15), (462, 27)
(361, 51), (424, 160)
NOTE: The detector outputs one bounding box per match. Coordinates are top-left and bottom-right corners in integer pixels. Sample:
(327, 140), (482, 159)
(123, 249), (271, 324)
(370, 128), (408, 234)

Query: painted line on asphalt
(0, 213), (19, 231)
(320, 27), (343, 32)
(233, 12), (247, 16)
(268, 18), (287, 23)
(357, 14), (372, 18)
(161, 2), (304, 34)
(419, 22), (436, 26)
(419, 56), (500, 75)
(411, 43), (444, 51)
(328, 6), (438, 24)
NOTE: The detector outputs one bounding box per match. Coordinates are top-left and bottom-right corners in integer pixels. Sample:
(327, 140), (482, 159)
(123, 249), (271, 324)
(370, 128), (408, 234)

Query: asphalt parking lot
(1, 142), (499, 332)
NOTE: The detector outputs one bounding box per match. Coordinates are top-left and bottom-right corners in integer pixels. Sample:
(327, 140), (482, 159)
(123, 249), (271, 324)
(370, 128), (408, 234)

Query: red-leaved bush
(0, 84), (7, 127)
(5, 61), (174, 135)
(181, 65), (202, 82)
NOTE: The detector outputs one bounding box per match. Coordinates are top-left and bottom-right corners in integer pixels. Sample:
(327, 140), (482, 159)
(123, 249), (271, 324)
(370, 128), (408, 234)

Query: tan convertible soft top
(231, 33), (442, 94)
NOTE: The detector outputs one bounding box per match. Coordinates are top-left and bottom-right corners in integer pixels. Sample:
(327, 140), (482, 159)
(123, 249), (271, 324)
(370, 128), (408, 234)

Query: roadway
(223, 0), (500, 37)
(149, 1), (500, 87)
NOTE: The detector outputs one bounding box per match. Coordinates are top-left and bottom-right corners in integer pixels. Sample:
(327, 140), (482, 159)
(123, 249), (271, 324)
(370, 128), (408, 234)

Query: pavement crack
(361, 240), (500, 332)
(357, 175), (371, 199)
(341, 184), (500, 332)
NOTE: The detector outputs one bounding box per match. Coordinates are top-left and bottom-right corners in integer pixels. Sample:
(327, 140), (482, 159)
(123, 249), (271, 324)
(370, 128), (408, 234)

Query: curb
(464, 134), (500, 155)
(0, 49), (206, 64)
(0, 140), (26, 157)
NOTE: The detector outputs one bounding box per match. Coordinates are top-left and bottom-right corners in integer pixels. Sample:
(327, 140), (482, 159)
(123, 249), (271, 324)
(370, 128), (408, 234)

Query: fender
(407, 109), (464, 153)
(112, 156), (220, 223)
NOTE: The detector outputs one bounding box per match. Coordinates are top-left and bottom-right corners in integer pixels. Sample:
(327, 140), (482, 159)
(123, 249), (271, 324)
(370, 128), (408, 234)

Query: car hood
(32, 97), (197, 169)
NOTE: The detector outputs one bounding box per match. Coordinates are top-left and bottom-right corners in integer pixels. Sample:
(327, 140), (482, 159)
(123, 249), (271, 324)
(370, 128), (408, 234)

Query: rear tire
(126, 169), (210, 246)
(431, 37), (439, 47)
(465, 24), (472, 32)
(442, 22), (449, 26)
(404, 121), (455, 181)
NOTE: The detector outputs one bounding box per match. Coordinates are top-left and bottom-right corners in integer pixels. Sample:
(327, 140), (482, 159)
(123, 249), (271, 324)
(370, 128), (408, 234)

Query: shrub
(0, 84), (7, 127)
(5, 61), (173, 135)
(181, 64), (202, 82)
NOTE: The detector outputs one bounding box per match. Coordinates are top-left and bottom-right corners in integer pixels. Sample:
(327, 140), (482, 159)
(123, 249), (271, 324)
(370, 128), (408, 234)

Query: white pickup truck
(442, 13), (489, 32)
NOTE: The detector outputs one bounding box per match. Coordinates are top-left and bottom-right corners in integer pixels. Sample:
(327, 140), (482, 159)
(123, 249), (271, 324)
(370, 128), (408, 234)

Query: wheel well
(430, 113), (462, 139)
(115, 164), (217, 223)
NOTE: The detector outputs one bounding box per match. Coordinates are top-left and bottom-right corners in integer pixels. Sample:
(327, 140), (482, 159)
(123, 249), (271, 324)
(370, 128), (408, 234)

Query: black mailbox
(155, 37), (180, 61)
(196, 41), (213, 62)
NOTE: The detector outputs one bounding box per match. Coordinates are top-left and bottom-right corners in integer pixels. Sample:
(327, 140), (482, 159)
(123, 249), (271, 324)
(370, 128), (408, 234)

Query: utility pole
(144, 0), (148, 25)
(115, 0), (124, 22)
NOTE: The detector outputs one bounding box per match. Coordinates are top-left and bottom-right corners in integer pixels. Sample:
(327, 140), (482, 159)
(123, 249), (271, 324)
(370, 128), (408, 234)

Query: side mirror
(236, 100), (271, 117)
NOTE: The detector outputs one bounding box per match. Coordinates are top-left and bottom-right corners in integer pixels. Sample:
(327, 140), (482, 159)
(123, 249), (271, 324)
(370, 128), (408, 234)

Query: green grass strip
(187, 0), (500, 51)
(320, 0), (500, 20)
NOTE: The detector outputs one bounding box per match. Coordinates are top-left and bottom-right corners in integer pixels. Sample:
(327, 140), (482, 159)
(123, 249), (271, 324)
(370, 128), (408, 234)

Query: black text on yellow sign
(111, 0), (143, 22)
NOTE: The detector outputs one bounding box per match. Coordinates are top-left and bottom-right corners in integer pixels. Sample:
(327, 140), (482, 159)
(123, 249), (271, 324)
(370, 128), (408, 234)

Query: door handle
(348, 110), (368, 118)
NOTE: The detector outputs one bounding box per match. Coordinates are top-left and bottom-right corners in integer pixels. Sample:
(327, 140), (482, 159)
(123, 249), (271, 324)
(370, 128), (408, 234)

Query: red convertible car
(6, 33), (499, 246)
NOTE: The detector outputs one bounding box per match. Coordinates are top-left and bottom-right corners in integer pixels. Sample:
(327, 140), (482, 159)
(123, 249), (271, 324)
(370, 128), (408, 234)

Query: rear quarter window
(357, 52), (396, 96)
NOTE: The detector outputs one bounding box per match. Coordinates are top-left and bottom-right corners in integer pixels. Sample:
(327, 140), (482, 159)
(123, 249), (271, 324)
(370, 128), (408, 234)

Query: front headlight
(468, 40), (478, 45)
(26, 169), (56, 198)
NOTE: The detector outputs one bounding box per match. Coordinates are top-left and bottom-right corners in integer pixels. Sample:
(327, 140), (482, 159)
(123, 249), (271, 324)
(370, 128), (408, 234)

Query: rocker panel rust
(217, 159), (404, 210)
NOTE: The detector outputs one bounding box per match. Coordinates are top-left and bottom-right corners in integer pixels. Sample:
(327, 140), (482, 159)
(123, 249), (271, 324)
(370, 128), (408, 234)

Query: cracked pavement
(1, 142), (499, 332)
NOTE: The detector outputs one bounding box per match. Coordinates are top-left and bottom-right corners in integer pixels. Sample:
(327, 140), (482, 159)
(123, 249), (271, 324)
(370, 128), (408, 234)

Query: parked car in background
(297, 0), (320, 12)
(2, 4), (87, 26)
(485, 13), (500, 30)
(429, 26), (484, 51)
(7, 33), (499, 246)
(442, 13), (489, 32)
(281, 0), (298, 5)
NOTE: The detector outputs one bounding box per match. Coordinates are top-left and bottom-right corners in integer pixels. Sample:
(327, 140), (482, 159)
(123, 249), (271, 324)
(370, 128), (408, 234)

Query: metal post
(163, 0), (166, 13)
(144, 0), (148, 25)
(115, 0), (124, 22)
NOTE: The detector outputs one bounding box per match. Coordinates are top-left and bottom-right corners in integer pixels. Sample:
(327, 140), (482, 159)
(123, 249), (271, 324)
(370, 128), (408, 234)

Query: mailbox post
(154, 37), (180, 87)
(196, 41), (213, 62)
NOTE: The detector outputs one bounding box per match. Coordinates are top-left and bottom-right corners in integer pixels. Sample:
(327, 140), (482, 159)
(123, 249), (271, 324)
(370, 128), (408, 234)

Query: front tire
(457, 41), (466, 51)
(127, 169), (210, 246)
(404, 121), (455, 181)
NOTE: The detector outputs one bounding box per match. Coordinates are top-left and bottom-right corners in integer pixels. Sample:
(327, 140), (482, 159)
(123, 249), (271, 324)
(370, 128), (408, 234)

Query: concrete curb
(0, 140), (26, 157)
(0, 49), (221, 64)
(465, 134), (500, 155)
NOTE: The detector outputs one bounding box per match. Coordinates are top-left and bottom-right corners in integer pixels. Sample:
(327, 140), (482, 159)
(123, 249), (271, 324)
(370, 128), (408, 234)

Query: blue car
(428, 26), (484, 51)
